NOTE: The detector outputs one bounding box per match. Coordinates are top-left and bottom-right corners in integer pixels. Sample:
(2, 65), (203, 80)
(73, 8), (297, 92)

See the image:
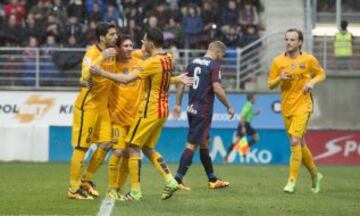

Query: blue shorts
(236, 122), (256, 137)
(187, 114), (212, 145)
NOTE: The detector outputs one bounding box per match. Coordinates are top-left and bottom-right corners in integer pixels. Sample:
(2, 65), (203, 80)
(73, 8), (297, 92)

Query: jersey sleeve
(211, 64), (222, 83)
(81, 50), (102, 81)
(309, 55), (326, 84)
(130, 59), (157, 79)
(267, 59), (281, 88)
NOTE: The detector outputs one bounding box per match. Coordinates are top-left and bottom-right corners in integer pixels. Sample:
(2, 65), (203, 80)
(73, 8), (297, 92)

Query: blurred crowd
(317, 0), (360, 13)
(0, 0), (264, 49)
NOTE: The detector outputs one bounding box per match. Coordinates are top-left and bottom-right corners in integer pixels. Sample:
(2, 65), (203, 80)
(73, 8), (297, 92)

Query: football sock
(117, 157), (129, 189)
(83, 147), (107, 181)
(289, 145), (302, 182)
(128, 157), (141, 192)
(302, 144), (317, 177)
(175, 148), (194, 183)
(69, 148), (86, 191)
(200, 148), (217, 182)
(149, 151), (173, 182)
(108, 154), (121, 188)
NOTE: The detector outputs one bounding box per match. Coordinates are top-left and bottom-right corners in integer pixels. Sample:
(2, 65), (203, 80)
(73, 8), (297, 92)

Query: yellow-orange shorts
(283, 112), (311, 138)
(112, 123), (130, 150)
(125, 117), (166, 149)
(71, 107), (112, 148)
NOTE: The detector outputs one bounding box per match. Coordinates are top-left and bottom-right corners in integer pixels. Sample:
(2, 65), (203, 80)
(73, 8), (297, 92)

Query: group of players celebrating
(67, 22), (325, 201)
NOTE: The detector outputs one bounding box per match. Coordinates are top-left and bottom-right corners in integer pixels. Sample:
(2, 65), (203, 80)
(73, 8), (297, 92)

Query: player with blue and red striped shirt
(173, 41), (235, 190)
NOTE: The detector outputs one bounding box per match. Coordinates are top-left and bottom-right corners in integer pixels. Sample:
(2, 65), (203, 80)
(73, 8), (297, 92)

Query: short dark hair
(341, 20), (348, 31)
(95, 22), (116, 42)
(146, 27), (164, 47)
(247, 93), (254, 101)
(286, 28), (304, 49)
(115, 34), (132, 47)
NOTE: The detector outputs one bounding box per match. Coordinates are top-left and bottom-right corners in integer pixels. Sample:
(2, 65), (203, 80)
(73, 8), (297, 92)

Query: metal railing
(0, 32), (293, 91)
(313, 36), (360, 73)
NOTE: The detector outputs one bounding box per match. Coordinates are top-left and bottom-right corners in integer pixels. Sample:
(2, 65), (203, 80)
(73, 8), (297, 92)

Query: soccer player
(224, 93), (261, 162)
(68, 22), (117, 200)
(172, 41), (235, 191)
(268, 28), (325, 193)
(90, 28), (192, 201)
(106, 35), (144, 200)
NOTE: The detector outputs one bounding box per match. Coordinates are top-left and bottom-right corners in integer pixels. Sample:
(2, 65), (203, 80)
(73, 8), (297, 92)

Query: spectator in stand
(66, 35), (81, 48)
(83, 19), (98, 46)
(21, 36), (38, 86)
(41, 33), (60, 86)
(148, 2), (169, 29)
(103, 2), (123, 26)
(219, 0), (240, 34)
(201, 1), (219, 42)
(239, 0), (259, 28)
(167, 0), (181, 22)
(4, 0), (25, 26)
(241, 24), (260, 47)
(85, 0), (106, 14)
(29, 0), (52, 24)
(42, 13), (63, 43)
(3, 13), (23, 45)
(68, 0), (85, 21)
(23, 13), (42, 44)
(63, 15), (83, 45)
(51, 0), (68, 24)
(144, 15), (159, 34)
(222, 25), (241, 48)
(181, 4), (203, 49)
(126, 6), (143, 26)
(123, 18), (142, 48)
(164, 16), (183, 48)
(86, 2), (103, 23)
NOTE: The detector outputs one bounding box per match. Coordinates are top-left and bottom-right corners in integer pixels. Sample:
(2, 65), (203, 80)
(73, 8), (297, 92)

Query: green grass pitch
(0, 162), (359, 216)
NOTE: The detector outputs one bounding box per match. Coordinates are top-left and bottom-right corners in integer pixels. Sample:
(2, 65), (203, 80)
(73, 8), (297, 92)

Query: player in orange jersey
(68, 22), (117, 200)
(90, 28), (192, 201)
(268, 28), (325, 194)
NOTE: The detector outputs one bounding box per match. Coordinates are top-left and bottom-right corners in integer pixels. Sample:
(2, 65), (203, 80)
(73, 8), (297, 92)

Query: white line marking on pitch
(97, 198), (115, 216)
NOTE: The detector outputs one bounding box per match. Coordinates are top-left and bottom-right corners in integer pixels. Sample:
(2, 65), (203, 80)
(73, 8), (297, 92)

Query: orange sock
(128, 157), (141, 192)
(108, 154), (121, 189)
(289, 145), (302, 182)
(302, 144), (317, 177)
(149, 151), (173, 182)
(83, 147), (108, 181)
(69, 148), (86, 191)
(117, 158), (129, 189)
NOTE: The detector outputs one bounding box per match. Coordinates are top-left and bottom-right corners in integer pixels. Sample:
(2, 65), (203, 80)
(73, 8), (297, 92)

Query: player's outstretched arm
(173, 83), (186, 119)
(89, 65), (139, 84)
(213, 82), (234, 119)
(170, 74), (194, 86)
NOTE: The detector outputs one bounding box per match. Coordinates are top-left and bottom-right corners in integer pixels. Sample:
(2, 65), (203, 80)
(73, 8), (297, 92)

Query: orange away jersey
(131, 53), (173, 119)
(74, 45), (115, 110)
(268, 52), (325, 116)
(109, 53), (144, 126)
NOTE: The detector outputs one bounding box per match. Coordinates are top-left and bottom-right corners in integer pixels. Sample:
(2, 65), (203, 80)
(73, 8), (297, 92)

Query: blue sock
(200, 148), (217, 182)
(175, 148), (194, 183)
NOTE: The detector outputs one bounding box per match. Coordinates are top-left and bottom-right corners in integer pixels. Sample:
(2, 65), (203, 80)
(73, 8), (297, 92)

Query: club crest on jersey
(300, 63), (306, 69)
(83, 57), (91, 65)
(291, 63), (296, 70)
